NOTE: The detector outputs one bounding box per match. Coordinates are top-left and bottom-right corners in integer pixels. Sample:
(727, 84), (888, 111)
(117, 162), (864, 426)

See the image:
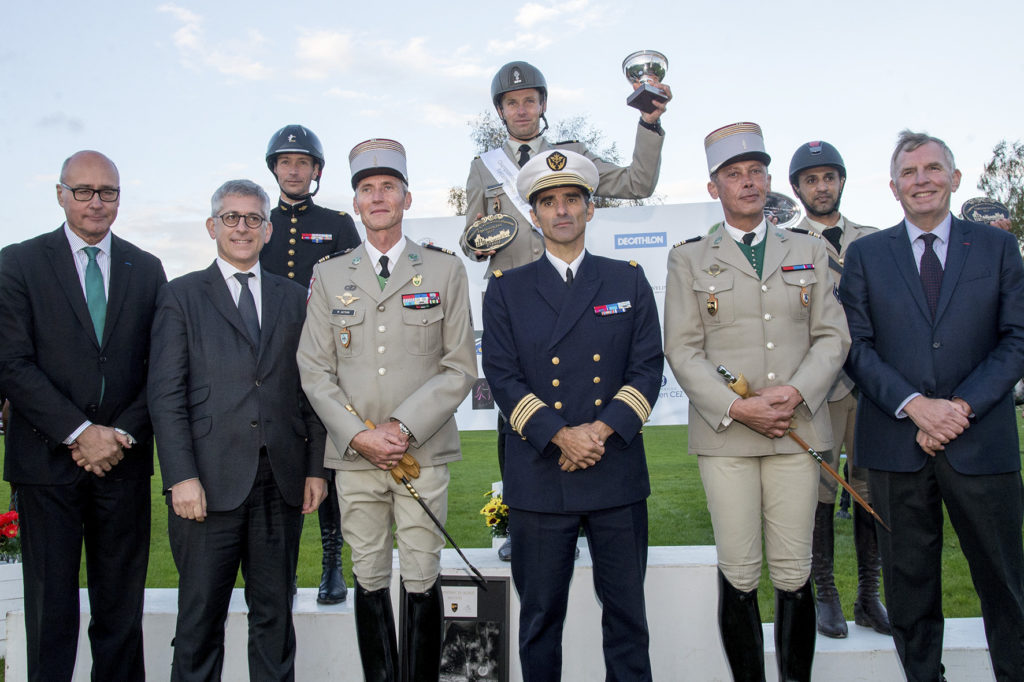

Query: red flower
(1, 523), (17, 538)
(0, 511), (17, 525)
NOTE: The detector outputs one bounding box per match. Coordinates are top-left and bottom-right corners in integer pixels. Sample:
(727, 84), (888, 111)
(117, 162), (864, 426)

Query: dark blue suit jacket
(840, 216), (1024, 474)
(481, 253), (663, 513)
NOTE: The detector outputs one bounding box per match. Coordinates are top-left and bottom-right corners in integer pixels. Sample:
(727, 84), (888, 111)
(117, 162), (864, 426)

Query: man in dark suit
(149, 179), (327, 680)
(841, 130), (1024, 681)
(0, 150), (166, 681)
(481, 149), (663, 681)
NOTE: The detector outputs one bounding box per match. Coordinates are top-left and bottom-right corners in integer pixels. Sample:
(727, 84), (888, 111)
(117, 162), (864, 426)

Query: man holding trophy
(462, 54), (671, 561)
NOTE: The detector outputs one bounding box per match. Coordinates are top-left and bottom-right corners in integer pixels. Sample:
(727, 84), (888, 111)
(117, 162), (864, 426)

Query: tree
(448, 112), (661, 215)
(977, 139), (1024, 245)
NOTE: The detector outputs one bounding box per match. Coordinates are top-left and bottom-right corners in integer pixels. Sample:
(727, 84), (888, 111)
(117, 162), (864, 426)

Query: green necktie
(84, 246), (106, 343)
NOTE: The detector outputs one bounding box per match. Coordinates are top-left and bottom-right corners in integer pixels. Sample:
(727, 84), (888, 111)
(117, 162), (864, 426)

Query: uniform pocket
(401, 305), (445, 355)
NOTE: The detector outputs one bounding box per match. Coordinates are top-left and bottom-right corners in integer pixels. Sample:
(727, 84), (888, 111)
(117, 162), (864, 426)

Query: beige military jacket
(790, 215), (877, 401)
(297, 238), (477, 470)
(461, 122), (664, 275)
(664, 223), (850, 456)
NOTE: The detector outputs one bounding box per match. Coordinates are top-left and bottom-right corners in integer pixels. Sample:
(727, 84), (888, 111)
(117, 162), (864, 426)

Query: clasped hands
(728, 385), (803, 438)
(69, 424), (129, 476)
(905, 396), (971, 457)
(350, 421), (420, 481)
(553, 420), (614, 473)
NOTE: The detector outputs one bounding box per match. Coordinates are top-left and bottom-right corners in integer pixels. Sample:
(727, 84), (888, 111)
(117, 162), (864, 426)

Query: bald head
(56, 150), (121, 244)
(60, 150), (119, 185)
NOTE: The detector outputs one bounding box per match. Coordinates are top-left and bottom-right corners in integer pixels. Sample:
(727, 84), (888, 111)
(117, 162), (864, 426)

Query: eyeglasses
(216, 213), (267, 229)
(60, 183), (120, 202)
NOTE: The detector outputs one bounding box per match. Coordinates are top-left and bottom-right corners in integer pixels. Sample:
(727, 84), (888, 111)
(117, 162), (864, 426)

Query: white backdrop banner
(401, 201), (725, 431)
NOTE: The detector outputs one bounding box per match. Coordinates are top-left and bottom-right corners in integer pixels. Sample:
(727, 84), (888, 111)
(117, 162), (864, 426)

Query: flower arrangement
(479, 491), (509, 538)
(0, 510), (20, 563)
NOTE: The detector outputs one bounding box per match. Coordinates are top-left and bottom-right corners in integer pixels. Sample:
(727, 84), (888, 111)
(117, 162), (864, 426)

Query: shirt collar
(722, 218), (768, 246)
(277, 195), (314, 214)
(215, 257), (262, 282)
(905, 212), (952, 245)
(545, 249), (586, 281)
(805, 214), (846, 233)
(64, 223), (112, 256)
(364, 238), (407, 271)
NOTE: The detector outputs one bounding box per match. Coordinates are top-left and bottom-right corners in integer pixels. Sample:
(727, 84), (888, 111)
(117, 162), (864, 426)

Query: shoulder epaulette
(492, 269), (503, 278)
(629, 260), (638, 267)
(553, 139), (579, 145)
(318, 246), (356, 264)
(337, 210), (348, 216)
(788, 227), (821, 238)
(423, 243), (456, 256)
(673, 236), (705, 248)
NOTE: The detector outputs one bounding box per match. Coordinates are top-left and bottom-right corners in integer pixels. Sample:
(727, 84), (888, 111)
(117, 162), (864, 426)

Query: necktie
(234, 272), (260, 344)
(822, 226), (843, 253)
(83, 246), (106, 343)
(565, 267), (574, 287)
(518, 144), (531, 168)
(742, 232), (755, 246)
(919, 233), (943, 317)
(379, 255), (390, 278)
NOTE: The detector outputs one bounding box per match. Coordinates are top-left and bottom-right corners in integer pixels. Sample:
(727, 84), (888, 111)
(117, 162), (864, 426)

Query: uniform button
(250, 421), (258, 428)
(533, 248), (542, 255)
(290, 216), (298, 224)
(593, 377), (600, 384)
(766, 342), (775, 350)
(287, 260), (295, 267)
(255, 379), (262, 386)
(377, 345), (386, 354)
(708, 285), (716, 292)
(378, 325), (386, 333)
(761, 284), (768, 292)
(288, 272), (295, 278)
(552, 379), (560, 387)
(551, 357), (560, 365)
(378, 368), (386, 376)
(594, 399), (602, 406)
(289, 238), (296, 245)
(593, 354), (601, 362)
(290, 227), (297, 234)
(288, 249), (295, 256)
(764, 313), (772, 321)
(932, 342), (940, 349)
(99, 356), (107, 363)
(421, 317), (428, 324)
(377, 304), (385, 312)
(767, 372), (776, 381)
(554, 401), (563, 410)
(799, 278), (806, 285)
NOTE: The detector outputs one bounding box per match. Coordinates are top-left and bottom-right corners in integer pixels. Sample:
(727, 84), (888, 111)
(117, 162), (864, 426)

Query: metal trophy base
(626, 83), (667, 114)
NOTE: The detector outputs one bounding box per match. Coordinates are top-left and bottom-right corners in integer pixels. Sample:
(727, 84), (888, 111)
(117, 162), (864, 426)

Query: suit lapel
(888, 222), (933, 322)
(707, 223), (758, 280)
(202, 262), (256, 350)
(383, 239), (421, 302)
(45, 227), (99, 348)
(546, 253), (601, 350)
(102, 234), (133, 351)
(935, 218), (971, 324)
(258, 274), (283, 360)
(347, 245), (386, 304)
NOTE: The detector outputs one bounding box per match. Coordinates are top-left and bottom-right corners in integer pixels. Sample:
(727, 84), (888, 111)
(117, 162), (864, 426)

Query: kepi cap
(516, 149), (599, 202)
(349, 138), (408, 189)
(704, 122), (771, 174)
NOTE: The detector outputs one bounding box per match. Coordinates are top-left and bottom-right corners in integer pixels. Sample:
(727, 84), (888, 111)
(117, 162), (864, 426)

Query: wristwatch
(114, 427), (137, 446)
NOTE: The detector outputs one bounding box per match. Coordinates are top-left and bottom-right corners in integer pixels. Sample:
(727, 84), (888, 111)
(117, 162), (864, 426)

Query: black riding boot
(718, 569), (766, 682)
(401, 579), (443, 682)
(852, 504), (891, 634)
(355, 581), (399, 682)
(775, 580), (816, 682)
(317, 475), (348, 604)
(812, 501), (847, 637)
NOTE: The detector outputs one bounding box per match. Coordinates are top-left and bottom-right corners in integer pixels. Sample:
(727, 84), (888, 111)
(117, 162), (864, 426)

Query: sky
(2, 0), (1022, 278)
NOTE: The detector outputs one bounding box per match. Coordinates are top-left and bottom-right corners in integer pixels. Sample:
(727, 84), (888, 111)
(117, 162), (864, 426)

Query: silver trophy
(764, 192), (802, 229)
(622, 50), (668, 114)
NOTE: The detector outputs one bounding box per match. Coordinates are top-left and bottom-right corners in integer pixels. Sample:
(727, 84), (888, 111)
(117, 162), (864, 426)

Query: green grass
(2, 416), (1023, 624)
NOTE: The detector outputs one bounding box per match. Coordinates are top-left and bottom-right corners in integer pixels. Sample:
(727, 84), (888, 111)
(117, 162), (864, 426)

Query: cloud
(157, 4), (271, 81)
(295, 30), (355, 80)
(487, 0), (613, 53)
(37, 113), (84, 133)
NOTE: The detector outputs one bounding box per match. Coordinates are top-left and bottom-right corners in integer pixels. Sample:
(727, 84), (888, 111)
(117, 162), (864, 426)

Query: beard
(802, 189), (843, 218)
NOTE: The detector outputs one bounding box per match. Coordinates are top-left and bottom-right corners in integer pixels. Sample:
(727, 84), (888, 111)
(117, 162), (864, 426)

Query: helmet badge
(511, 67), (523, 85)
(546, 151), (567, 171)
(809, 141), (821, 155)
(288, 134), (297, 143)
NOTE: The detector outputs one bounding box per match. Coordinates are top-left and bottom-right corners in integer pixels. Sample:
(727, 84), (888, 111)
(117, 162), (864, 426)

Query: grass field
(2, 418), (1023, 626)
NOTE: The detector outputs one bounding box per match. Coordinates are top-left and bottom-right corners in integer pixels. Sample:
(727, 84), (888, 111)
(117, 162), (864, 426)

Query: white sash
(480, 146), (533, 223)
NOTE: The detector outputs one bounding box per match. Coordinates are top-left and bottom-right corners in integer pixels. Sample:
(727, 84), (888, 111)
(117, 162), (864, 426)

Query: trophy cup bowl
(622, 50), (668, 114)
(764, 192), (802, 229)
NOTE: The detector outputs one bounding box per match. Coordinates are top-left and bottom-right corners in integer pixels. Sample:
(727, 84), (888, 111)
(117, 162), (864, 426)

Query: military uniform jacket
(261, 197), (360, 285)
(790, 215), (877, 402)
(297, 238), (477, 471)
(461, 123), (664, 275)
(664, 223), (850, 456)
(481, 253), (663, 513)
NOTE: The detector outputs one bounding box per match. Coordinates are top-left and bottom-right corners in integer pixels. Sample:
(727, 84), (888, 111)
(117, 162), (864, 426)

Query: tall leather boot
(775, 580), (816, 682)
(812, 501), (847, 638)
(852, 504), (891, 634)
(401, 579), (443, 682)
(317, 477), (348, 604)
(717, 569), (766, 682)
(355, 581), (399, 682)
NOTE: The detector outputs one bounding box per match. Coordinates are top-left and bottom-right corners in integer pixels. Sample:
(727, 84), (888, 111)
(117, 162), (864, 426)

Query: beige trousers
(821, 392), (872, 503)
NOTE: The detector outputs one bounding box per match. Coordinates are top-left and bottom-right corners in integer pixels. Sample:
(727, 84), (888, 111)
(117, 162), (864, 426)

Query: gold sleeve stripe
(613, 385), (652, 422)
(509, 393), (547, 435)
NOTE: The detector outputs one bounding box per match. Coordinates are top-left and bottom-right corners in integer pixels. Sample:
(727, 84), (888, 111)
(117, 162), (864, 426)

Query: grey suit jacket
(149, 262), (326, 512)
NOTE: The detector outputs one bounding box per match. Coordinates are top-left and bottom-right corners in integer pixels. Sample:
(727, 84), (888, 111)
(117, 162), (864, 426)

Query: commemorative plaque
(462, 213), (519, 253)
(961, 197), (1010, 225)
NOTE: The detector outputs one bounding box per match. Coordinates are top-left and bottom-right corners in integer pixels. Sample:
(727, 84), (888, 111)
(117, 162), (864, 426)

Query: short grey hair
(890, 130), (956, 180)
(210, 179), (271, 218)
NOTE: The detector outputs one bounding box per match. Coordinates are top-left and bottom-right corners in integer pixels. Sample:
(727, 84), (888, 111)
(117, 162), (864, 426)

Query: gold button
(593, 354), (601, 362)
(554, 401), (563, 410)
(552, 379), (560, 387)
(287, 260), (295, 267)
(288, 272), (295, 278)
(593, 377), (600, 384)
(289, 238), (296, 245)
(290, 227), (297, 234)
(288, 249), (295, 256)
(290, 217), (297, 224)
(551, 357), (560, 365)
(594, 399), (602, 406)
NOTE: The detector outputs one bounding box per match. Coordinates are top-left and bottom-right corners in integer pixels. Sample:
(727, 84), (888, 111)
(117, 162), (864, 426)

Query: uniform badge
(593, 301), (632, 316)
(339, 327), (350, 348)
(412, 274), (422, 287)
(408, 252), (419, 261)
(800, 286), (810, 307)
(345, 284), (357, 291)
(402, 292), (441, 309)
(706, 293), (718, 316)
(337, 293), (359, 306)
(352, 256), (362, 265)
(708, 264), (721, 276)
(546, 151), (567, 171)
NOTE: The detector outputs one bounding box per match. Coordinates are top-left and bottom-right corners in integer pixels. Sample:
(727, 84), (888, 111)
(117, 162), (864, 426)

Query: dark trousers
(510, 501), (651, 682)
(18, 473), (149, 682)
(168, 453), (302, 682)
(870, 454), (1024, 682)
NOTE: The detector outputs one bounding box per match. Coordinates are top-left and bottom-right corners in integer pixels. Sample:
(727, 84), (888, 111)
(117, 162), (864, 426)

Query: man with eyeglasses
(149, 179), (328, 680)
(0, 150), (166, 680)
